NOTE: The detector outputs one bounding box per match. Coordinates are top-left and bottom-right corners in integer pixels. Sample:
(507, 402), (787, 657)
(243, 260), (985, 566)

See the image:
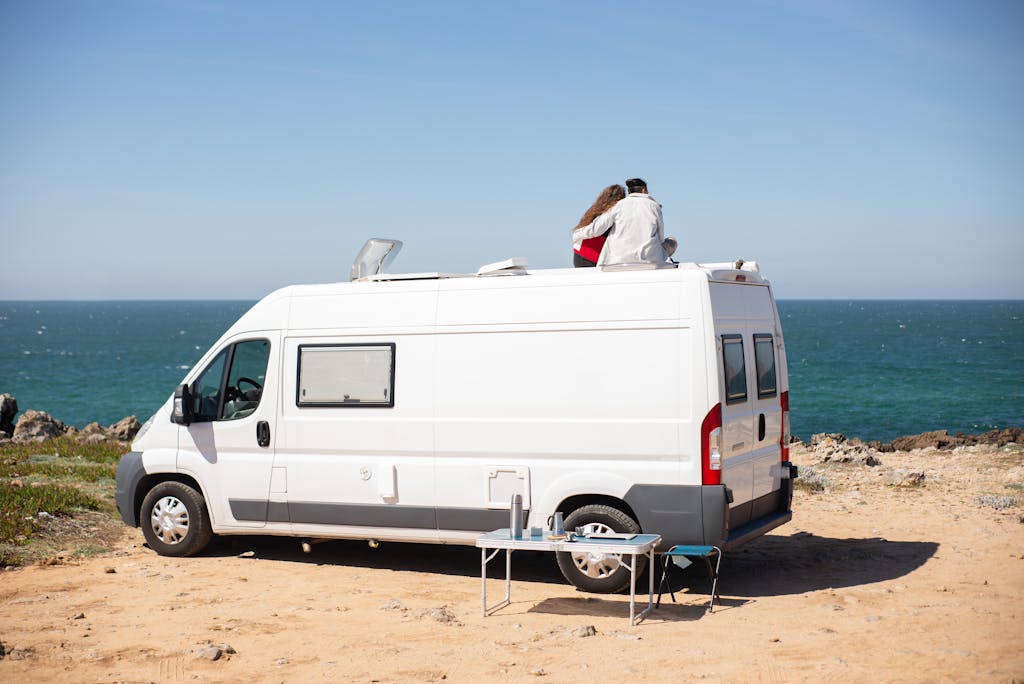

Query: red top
(575, 235), (606, 264)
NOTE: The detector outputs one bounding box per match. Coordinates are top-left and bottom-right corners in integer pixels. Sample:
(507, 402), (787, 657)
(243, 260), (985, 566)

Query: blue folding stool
(656, 545), (722, 614)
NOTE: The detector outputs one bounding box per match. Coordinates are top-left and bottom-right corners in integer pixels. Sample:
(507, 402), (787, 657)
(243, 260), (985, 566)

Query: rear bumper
(624, 465), (796, 550)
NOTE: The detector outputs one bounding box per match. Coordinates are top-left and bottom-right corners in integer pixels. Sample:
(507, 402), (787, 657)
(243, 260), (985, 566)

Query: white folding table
(476, 529), (661, 626)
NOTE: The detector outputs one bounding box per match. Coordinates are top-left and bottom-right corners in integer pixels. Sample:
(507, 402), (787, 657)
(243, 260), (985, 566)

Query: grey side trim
(268, 501), (289, 523)
(115, 451), (146, 527)
(229, 499), (269, 522)
(436, 507), (523, 532)
(228, 499), (525, 532)
(289, 502), (436, 528)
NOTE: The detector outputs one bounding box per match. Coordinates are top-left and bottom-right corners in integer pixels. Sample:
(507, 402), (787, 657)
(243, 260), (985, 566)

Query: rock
(11, 409), (67, 442)
(379, 599), (407, 612)
(890, 430), (956, 451)
(84, 433), (107, 444)
(6, 646), (33, 661)
(884, 427), (1024, 452)
(73, 612), (85, 619)
(530, 668), (548, 677)
(196, 644), (222, 661)
(0, 393), (17, 436)
(108, 415), (141, 441)
(571, 625), (597, 638)
(0, 640), (5, 659)
(884, 470), (926, 487)
(809, 433), (882, 466)
(414, 606), (458, 624)
(104, 567), (116, 574)
(80, 422), (105, 436)
(608, 630), (641, 640)
(276, 657), (290, 665)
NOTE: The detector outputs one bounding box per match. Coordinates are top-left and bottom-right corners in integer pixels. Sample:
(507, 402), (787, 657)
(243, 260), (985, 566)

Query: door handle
(758, 413), (767, 441)
(256, 421), (271, 448)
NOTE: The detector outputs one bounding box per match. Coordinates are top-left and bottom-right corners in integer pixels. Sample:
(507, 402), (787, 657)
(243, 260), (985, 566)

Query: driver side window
(190, 339), (270, 422)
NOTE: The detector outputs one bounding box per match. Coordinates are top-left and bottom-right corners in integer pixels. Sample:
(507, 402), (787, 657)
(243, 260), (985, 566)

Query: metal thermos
(510, 494), (523, 539)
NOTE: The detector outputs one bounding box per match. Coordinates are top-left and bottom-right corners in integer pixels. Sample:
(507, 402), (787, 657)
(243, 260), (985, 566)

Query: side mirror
(171, 383), (193, 425)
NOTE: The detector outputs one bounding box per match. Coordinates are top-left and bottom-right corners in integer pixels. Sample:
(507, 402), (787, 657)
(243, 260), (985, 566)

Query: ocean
(1, 300), (1021, 443)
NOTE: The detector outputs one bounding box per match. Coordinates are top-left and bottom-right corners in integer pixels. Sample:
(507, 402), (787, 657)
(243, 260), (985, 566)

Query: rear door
(750, 331), (784, 519)
(713, 282), (785, 528)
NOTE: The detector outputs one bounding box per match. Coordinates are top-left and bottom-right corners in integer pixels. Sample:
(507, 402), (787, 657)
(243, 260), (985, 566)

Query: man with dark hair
(572, 177), (676, 266)
(625, 177), (647, 194)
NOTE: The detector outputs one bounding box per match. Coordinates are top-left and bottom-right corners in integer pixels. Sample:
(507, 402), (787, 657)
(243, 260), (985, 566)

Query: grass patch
(0, 437), (124, 566)
(3, 453), (117, 483)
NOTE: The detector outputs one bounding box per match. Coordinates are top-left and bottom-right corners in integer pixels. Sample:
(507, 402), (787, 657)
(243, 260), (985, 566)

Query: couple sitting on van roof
(572, 178), (678, 268)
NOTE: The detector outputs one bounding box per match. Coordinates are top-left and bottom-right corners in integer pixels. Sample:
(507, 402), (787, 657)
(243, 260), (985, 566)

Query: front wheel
(140, 481), (213, 557)
(555, 504), (644, 593)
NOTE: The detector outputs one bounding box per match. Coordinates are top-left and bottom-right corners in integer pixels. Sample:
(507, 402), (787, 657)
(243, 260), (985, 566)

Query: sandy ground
(1, 444), (1022, 683)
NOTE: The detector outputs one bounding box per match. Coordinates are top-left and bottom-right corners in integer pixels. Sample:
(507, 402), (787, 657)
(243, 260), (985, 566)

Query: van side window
(753, 334), (777, 399)
(722, 334), (747, 404)
(297, 343), (395, 408)
(190, 339), (270, 421)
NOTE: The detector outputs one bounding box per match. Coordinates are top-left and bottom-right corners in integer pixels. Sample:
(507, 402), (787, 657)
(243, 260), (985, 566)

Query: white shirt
(572, 193), (668, 266)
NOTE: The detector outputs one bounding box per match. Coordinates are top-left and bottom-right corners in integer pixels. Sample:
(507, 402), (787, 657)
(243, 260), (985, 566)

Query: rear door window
(753, 334), (777, 399)
(722, 334), (748, 404)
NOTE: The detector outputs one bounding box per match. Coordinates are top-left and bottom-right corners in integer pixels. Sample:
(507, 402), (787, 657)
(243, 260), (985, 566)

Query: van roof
(355, 260), (767, 286)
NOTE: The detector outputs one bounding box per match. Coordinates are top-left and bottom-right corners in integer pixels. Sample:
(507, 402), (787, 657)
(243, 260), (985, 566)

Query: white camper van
(116, 241), (796, 593)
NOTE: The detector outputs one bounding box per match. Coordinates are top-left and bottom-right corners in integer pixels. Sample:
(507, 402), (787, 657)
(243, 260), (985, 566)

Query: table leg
(481, 547), (512, 616)
(628, 552), (637, 625)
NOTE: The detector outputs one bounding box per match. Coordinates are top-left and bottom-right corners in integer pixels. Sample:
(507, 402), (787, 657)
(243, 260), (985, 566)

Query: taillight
(701, 403), (723, 485)
(780, 390), (790, 462)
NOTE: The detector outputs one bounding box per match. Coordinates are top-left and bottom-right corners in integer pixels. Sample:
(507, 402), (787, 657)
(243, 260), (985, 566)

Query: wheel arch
(134, 472), (207, 528)
(555, 494), (642, 531)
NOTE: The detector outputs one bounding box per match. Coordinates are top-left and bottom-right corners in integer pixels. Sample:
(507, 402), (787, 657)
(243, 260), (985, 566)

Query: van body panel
(120, 263), (793, 574)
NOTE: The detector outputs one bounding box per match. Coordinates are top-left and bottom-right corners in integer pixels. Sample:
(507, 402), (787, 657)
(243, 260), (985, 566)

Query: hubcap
(150, 495), (189, 545)
(570, 522), (622, 579)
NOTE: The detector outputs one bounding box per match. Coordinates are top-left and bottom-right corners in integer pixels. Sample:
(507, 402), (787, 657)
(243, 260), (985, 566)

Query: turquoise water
(1, 300), (1022, 442)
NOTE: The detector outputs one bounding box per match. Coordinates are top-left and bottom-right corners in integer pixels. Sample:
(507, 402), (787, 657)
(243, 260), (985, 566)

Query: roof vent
(350, 238), (403, 281)
(477, 257), (528, 276)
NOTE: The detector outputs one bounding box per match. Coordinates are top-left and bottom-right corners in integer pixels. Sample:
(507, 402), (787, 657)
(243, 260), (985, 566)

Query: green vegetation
(975, 494), (1019, 511)
(0, 437), (125, 566)
(793, 465), (832, 493)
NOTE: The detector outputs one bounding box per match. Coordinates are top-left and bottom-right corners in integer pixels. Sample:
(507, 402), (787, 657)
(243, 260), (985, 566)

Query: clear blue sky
(1, 0), (1021, 299)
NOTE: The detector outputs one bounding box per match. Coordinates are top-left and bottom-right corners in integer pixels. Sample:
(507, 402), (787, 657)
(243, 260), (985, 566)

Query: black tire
(140, 481), (214, 557)
(555, 504), (645, 593)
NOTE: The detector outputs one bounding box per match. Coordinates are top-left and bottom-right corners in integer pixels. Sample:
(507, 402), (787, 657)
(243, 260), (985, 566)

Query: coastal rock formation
(12, 409), (68, 443)
(0, 393), (17, 437)
(809, 433), (882, 466)
(884, 427), (1024, 452)
(0, 393), (140, 443)
(107, 415), (141, 442)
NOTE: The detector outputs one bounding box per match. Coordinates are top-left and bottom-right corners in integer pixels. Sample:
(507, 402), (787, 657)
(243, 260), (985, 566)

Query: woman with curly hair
(572, 183), (626, 267)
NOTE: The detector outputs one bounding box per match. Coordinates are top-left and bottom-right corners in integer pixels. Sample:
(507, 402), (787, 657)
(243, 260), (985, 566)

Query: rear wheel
(140, 481), (213, 557)
(556, 504), (644, 593)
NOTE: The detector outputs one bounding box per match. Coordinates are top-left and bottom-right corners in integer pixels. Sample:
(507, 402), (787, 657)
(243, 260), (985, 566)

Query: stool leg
(701, 557), (715, 612)
(656, 556), (669, 607)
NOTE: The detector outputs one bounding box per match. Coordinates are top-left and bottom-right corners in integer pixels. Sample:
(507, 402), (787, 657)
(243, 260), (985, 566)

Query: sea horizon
(2, 299), (1022, 442)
